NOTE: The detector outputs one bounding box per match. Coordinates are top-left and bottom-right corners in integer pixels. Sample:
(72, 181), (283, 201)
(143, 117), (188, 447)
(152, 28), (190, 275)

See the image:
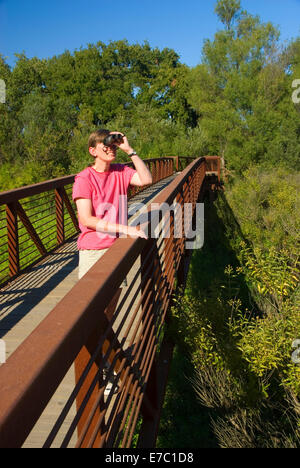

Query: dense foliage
(0, 2), (300, 188)
(166, 175), (299, 447)
(0, 41), (200, 187)
(158, 1), (300, 448)
(0, 0), (299, 448)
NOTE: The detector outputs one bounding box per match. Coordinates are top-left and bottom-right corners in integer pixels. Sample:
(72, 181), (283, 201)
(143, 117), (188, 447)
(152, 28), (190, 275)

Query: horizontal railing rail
(0, 156), (220, 448)
(0, 157), (176, 288)
(175, 155), (220, 181)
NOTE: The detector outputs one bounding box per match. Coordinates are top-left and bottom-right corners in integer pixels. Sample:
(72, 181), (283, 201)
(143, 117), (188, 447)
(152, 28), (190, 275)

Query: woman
(72, 129), (152, 279)
(72, 129), (152, 395)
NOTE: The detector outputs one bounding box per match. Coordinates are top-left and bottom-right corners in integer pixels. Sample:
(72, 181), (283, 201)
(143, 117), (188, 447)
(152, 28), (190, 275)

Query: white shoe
(103, 369), (119, 396)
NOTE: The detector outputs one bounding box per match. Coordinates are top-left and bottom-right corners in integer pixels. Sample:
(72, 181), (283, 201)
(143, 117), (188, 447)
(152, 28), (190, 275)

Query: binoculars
(103, 133), (124, 147)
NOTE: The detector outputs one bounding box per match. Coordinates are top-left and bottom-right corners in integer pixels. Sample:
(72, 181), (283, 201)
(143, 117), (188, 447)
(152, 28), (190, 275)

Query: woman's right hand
(122, 225), (148, 239)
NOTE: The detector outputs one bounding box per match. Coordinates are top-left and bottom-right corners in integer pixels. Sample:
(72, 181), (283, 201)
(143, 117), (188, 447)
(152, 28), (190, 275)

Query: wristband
(128, 151), (137, 157)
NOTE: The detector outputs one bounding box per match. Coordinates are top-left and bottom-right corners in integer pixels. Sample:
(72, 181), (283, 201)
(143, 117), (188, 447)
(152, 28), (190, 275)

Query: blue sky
(1, 0), (300, 69)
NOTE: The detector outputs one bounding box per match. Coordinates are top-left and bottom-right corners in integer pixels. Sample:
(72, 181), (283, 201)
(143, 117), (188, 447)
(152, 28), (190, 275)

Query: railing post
(163, 159), (167, 178)
(60, 187), (79, 233)
(170, 158), (174, 176)
(6, 203), (19, 278)
(175, 156), (179, 172)
(156, 160), (160, 182)
(55, 188), (65, 245)
(217, 157), (221, 183)
(149, 161), (154, 184)
(140, 239), (160, 416)
(74, 288), (122, 448)
(137, 239), (162, 447)
(160, 160), (163, 180)
(176, 180), (194, 291)
(74, 325), (105, 448)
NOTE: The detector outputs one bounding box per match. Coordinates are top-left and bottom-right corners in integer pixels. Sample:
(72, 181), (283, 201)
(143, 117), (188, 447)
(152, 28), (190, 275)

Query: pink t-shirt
(72, 164), (136, 250)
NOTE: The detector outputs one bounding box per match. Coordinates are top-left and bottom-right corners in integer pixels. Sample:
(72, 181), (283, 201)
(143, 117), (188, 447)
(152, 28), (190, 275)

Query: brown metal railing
(0, 158), (175, 288)
(0, 156), (220, 448)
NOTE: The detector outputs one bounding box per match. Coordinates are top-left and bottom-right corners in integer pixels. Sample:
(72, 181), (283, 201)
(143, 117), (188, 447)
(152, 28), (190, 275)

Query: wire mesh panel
(0, 205), (8, 285)
(18, 192), (56, 270)
(0, 178), (78, 287)
(64, 185), (79, 240)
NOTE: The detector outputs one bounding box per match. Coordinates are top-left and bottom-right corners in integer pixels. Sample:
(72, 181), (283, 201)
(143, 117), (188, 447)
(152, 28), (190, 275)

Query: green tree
(1, 40), (198, 186)
(215, 0), (241, 31)
(184, 2), (300, 174)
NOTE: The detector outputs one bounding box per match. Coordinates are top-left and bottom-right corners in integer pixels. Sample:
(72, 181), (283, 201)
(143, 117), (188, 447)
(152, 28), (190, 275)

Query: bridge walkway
(0, 174), (177, 448)
(0, 156), (220, 449)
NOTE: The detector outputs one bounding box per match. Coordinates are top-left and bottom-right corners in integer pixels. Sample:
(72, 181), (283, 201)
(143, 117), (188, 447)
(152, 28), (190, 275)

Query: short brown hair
(88, 129), (110, 149)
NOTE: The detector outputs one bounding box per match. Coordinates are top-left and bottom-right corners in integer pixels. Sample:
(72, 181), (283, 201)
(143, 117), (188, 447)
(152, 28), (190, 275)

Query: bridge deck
(0, 174), (178, 448)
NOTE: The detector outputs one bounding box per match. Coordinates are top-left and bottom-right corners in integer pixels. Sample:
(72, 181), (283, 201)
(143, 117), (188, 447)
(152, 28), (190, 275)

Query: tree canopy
(0, 0), (299, 187)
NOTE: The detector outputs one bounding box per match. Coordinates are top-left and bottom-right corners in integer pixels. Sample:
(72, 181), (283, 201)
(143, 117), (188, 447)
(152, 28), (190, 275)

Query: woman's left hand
(111, 131), (134, 155)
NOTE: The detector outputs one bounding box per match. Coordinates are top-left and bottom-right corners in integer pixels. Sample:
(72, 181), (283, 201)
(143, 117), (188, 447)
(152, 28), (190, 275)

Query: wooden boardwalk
(0, 174), (177, 448)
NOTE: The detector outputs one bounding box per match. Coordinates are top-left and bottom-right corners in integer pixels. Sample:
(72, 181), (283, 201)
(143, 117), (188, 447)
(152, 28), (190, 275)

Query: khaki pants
(78, 249), (109, 280)
(78, 249), (127, 286)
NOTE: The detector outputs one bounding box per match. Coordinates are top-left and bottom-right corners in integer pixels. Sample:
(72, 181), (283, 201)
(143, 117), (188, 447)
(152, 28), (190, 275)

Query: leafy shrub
(169, 170), (300, 447)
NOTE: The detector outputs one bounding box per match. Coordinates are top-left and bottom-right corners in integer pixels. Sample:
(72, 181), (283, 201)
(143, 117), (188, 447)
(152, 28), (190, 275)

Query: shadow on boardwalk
(0, 240), (78, 339)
